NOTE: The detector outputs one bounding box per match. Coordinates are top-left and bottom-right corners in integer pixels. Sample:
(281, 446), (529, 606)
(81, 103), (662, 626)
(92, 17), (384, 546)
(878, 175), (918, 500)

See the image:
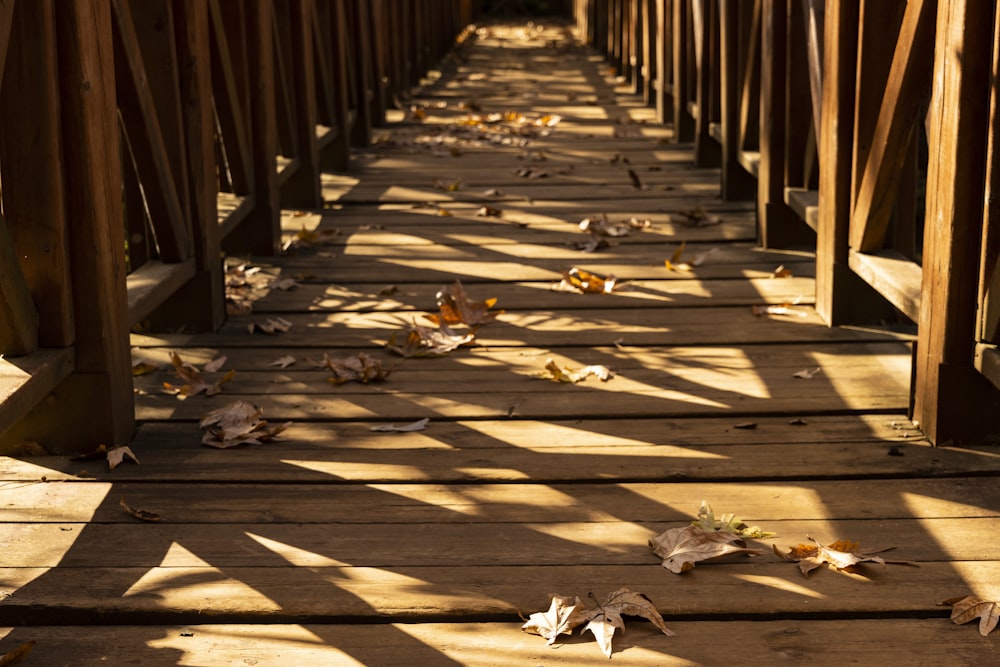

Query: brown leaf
(250, 316), (294, 334)
(650, 524), (765, 573)
(163, 352), (235, 398)
(538, 359), (613, 383)
(692, 501), (776, 539)
(120, 496), (161, 522)
(556, 267), (621, 294)
(202, 356), (228, 373)
(426, 280), (503, 328)
(772, 264), (794, 278)
(0, 640), (36, 666)
(476, 205), (503, 217)
(773, 537), (915, 576)
(752, 303), (809, 318)
(575, 589), (675, 658)
(521, 594), (584, 645)
(131, 361), (159, 377)
(269, 355), (297, 369)
(369, 418), (430, 433)
(324, 352), (390, 384)
(677, 206), (721, 227)
(387, 324), (475, 357)
(431, 177), (462, 192)
(792, 367), (822, 379)
(733, 422), (757, 430)
(578, 213), (630, 238)
(71, 444), (108, 462)
(107, 445), (139, 470)
(199, 400), (291, 448)
(941, 595), (1000, 636)
(627, 168), (643, 190)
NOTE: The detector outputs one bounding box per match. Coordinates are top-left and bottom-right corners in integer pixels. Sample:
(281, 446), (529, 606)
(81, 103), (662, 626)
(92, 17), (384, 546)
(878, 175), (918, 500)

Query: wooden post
(0, 0), (73, 350)
(282, 0), (322, 208)
(692, 0), (720, 166)
(671, 0), (695, 141)
(718, 0), (755, 199)
(913, 0), (999, 443)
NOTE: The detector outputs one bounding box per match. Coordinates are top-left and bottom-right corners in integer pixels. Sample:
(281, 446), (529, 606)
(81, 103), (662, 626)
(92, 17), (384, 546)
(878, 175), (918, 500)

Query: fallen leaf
(199, 400), (291, 448)
(131, 361), (159, 376)
(733, 422), (757, 430)
(664, 242), (687, 271)
(482, 188), (505, 197)
(0, 640), (36, 666)
(521, 594), (584, 645)
(941, 596), (1000, 636)
(677, 206), (721, 227)
(476, 205), (503, 217)
(107, 445), (139, 470)
(250, 316), (294, 334)
(431, 177), (462, 192)
(555, 267), (621, 294)
(269, 355), (296, 369)
(10, 440), (49, 456)
(324, 352), (390, 384)
(575, 589), (675, 658)
(752, 303), (809, 318)
(268, 276), (300, 291)
(650, 524), (765, 573)
(379, 285), (400, 296)
(70, 444), (108, 462)
(788, 418), (808, 426)
(772, 264), (794, 278)
(426, 280), (503, 328)
(120, 496), (161, 522)
(792, 367), (822, 379)
(773, 537), (915, 576)
(538, 359), (613, 383)
(284, 225), (341, 251)
(627, 168), (643, 189)
(163, 351), (235, 398)
(369, 418), (430, 433)
(578, 213), (631, 238)
(202, 356), (228, 373)
(692, 501), (776, 539)
(387, 323), (475, 357)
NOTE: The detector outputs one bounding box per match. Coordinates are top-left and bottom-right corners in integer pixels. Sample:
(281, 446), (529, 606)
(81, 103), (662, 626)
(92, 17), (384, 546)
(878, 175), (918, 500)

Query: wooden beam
(0, 0), (14, 80)
(279, 0), (322, 208)
(0, 0), (75, 347)
(849, 0), (935, 253)
(914, 0), (998, 443)
(0, 214), (38, 356)
(978, 8), (1000, 345)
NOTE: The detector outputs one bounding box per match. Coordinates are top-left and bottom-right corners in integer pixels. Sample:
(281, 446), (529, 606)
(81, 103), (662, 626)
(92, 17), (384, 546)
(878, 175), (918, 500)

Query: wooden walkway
(4, 21), (1000, 665)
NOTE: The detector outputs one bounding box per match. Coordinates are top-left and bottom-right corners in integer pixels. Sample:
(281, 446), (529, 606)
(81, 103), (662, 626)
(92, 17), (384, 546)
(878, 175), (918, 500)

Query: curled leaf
(426, 280), (503, 327)
(941, 595), (1000, 636)
(538, 359), (613, 383)
(555, 267), (621, 294)
(120, 496), (161, 522)
(199, 400), (291, 448)
(576, 589), (675, 657)
(773, 536), (915, 576)
(370, 418), (430, 433)
(650, 524), (765, 573)
(107, 446), (139, 470)
(693, 501), (776, 539)
(324, 352), (390, 384)
(521, 594), (584, 645)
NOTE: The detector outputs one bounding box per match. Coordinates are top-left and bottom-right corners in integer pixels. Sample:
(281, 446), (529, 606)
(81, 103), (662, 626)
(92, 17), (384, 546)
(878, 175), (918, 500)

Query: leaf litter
(555, 267), (623, 294)
(537, 358), (613, 383)
(163, 352), (235, 399)
(773, 537), (916, 576)
(387, 323), (475, 358)
(941, 596), (1000, 636)
(322, 352), (391, 384)
(199, 400), (291, 448)
(522, 589), (673, 658)
(120, 496), (161, 522)
(649, 501), (771, 573)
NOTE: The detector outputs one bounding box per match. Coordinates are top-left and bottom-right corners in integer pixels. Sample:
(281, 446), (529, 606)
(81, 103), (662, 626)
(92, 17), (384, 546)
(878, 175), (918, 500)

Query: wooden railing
(577, 0), (1000, 444)
(0, 0), (474, 453)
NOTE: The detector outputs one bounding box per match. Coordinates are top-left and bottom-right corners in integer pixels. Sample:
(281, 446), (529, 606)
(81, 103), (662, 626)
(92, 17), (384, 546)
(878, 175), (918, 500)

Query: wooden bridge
(2, 0), (1000, 663)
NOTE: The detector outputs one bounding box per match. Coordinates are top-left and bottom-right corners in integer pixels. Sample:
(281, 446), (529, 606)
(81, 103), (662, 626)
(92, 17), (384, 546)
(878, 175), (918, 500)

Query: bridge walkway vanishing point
(3, 21), (1000, 666)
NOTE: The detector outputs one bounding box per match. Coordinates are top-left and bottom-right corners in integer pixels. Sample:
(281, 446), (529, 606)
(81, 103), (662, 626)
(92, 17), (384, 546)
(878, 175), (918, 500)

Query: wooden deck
(4, 22), (1000, 665)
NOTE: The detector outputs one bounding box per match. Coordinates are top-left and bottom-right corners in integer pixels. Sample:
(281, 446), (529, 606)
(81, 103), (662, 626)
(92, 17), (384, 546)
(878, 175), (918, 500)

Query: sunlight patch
(734, 574), (826, 599)
(245, 533), (352, 567)
(281, 459), (431, 481)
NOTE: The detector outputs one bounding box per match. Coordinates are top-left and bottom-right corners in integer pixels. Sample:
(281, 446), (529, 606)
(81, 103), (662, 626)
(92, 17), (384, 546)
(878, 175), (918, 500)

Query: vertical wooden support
(241, 0), (281, 255)
(655, 0), (670, 123)
(0, 0), (74, 349)
(978, 12), (1000, 346)
(671, 0), (695, 141)
(0, 214), (38, 356)
(52, 0), (134, 447)
(913, 0), (998, 443)
(692, 0), (720, 165)
(718, 0), (755, 199)
(282, 0), (322, 208)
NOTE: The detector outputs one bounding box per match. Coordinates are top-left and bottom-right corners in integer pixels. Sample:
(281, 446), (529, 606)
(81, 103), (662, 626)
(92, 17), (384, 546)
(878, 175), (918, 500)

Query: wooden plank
(847, 249), (921, 321)
(2, 621), (997, 665)
(0, 0), (75, 347)
(783, 187), (818, 230)
(2, 561), (1000, 621)
(126, 259), (198, 325)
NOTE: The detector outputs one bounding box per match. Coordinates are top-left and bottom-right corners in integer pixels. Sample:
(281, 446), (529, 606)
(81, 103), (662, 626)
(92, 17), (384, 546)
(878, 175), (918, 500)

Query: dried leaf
(538, 359), (614, 383)
(387, 324), (475, 357)
(650, 524), (765, 573)
(578, 213), (630, 238)
(0, 640), (36, 666)
(627, 168), (643, 190)
(772, 264), (794, 278)
(941, 596), (1000, 636)
(369, 418), (430, 433)
(521, 594), (584, 645)
(203, 356), (228, 373)
(576, 589), (675, 658)
(250, 316), (294, 335)
(693, 501), (776, 539)
(773, 537), (915, 576)
(752, 303), (809, 318)
(107, 445), (139, 470)
(71, 444), (108, 462)
(324, 352), (390, 384)
(733, 422), (757, 430)
(379, 285), (400, 296)
(426, 280), (503, 328)
(268, 277), (300, 291)
(432, 177), (462, 192)
(269, 355), (296, 369)
(131, 361), (159, 376)
(120, 496), (161, 522)
(792, 367), (822, 379)
(556, 267), (620, 294)
(677, 206), (721, 227)
(163, 351), (234, 398)
(476, 205), (503, 217)
(199, 400), (291, 448)
(664, 242), (687, 272)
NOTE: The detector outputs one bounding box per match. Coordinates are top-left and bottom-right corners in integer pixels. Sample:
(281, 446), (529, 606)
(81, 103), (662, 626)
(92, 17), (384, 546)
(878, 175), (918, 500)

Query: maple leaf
(199, 400), (291, 448)
(323, 352), (390, 384)
(792, 367), (822, 379)
(269, 355), (296, 369)
(692, 501), (775, 539)
(426, 280), (503, 328)
(773, 537), (915, 576)
(107, 445), (139, 470)
(162, 351), (235, 398)
(521, 594), (584, 645)
(941, 595), (1000, 636)
(649, 524), (765, 573)
(556, 267), (621, 294)
(538, 359), (613, 383)
(387, 324), (475, 357)
(575, 589), (675, 658)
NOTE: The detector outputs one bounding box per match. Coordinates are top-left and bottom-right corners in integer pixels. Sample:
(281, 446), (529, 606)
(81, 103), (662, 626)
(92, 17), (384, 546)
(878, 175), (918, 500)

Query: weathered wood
(0, 349), (73, 447)
(847, 249), (922, 321)
(717, 0), (755, 200)
(0, 0), (75, 348)
(0, 215), (38, 356)
(279, 0), (322, 208)
(914, 0), (1000, 443)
